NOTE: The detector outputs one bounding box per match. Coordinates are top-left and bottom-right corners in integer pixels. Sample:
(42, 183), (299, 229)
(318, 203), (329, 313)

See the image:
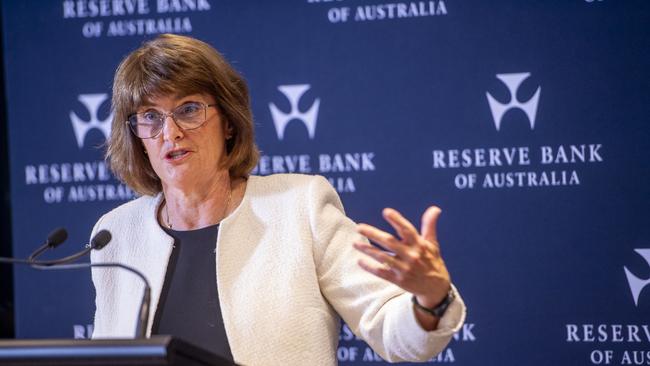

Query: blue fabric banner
(3, 1), (649, 364)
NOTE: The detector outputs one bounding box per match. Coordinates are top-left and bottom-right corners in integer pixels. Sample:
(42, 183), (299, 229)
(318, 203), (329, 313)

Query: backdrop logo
(256, 83), (376, 194)
(62, 0), (211, 38)
(486, 72), (541, 131)
(70, 94), (113, 148)
(308, 0), (450, 24)
(268, 84), (320, 140)
(21, 93), (133, 205)
(624, 249), (650, 306)
(338, 322), (476, 363)
(430, 71), (603, 190)
(564, 249), (650, 364)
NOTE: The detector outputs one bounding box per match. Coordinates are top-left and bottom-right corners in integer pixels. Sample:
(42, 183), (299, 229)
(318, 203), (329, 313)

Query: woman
(91, 34), (466, 365)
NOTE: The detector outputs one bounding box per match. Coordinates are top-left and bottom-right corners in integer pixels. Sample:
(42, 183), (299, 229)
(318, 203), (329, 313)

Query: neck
(161, 170), (232, 230)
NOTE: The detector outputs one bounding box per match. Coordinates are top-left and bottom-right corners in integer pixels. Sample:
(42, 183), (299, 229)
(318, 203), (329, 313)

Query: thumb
(421, 206), (442, 244)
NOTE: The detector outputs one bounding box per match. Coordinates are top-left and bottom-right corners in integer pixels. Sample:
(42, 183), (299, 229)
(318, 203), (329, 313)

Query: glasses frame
(126, 102), (218, 139)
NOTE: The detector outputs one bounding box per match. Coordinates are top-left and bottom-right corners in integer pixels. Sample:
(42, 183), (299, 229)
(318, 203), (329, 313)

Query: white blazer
(91, 174), (466, 365)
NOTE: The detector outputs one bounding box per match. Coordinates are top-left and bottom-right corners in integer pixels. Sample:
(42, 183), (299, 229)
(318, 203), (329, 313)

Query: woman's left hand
(354, 206), (451, 312)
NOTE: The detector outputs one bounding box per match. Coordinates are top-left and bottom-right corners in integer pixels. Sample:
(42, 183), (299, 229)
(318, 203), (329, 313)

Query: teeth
(168, 150), (187, 158)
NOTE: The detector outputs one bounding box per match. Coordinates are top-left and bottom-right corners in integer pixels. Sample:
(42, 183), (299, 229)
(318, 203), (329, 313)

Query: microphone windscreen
(46, 227), (68, 248)
(91, 230), (112, 250)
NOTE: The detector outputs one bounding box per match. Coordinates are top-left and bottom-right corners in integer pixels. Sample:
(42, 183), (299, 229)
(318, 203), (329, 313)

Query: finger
(356, 223), (410, 258)
(353, 242), (408, 272)
(357, 258), (399, 284)
(421, 206), (442, 245)
(382, 208), (419, 245)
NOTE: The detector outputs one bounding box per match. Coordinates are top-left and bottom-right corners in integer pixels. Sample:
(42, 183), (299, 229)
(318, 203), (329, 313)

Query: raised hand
(354, 206), (451, 322)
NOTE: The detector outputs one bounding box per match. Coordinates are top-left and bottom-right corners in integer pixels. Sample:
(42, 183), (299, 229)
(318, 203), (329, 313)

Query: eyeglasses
(126, 102), (217, 139)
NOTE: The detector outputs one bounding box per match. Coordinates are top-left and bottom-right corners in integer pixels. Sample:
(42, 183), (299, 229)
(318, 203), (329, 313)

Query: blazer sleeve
(307, 175), (466, 362)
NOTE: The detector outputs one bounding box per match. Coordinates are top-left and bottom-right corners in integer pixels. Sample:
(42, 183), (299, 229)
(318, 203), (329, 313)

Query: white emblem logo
(624, 249), (650, 306)
(268, 84), (320, 140)
(486, 73), (541, 131)
(70, 94), (113, 148)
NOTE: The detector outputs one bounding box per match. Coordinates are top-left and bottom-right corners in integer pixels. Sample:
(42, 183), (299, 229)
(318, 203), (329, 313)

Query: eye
(176, 102), (202, 116)
(141, 110), (161, 122)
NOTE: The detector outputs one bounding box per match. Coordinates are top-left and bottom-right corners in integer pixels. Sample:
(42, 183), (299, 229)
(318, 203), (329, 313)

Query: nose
(160, 114), (184, 141)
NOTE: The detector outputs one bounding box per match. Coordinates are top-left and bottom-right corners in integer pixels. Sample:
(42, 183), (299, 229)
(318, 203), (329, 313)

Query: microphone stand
(36, 262), (151, 339)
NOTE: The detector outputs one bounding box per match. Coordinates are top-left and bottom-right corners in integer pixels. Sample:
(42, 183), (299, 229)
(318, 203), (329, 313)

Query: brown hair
(107, 33), (259, 196)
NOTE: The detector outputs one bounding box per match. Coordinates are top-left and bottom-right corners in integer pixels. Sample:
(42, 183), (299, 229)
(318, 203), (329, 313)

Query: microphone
(89, 230), (111, 250)
(0, 228), (104, 267)
(27, 227), (68, 262)
(31, 230), (111, 267)
(0, 229), (151, 339)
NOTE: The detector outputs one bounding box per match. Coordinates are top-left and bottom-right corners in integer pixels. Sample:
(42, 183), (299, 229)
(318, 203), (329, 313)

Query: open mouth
(166, 150), (190, 160)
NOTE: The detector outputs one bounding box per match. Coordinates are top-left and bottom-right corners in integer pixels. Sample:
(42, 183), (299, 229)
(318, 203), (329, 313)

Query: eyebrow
(137, 95), (205, 110)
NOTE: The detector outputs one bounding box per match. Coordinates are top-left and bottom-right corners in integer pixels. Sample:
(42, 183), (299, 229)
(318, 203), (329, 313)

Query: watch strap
(412, 288), (455, 318)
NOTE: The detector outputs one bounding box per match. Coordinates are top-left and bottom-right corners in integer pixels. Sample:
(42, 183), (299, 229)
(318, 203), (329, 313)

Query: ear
(225, 123), (234, 140)
(224, 123), (235, 154)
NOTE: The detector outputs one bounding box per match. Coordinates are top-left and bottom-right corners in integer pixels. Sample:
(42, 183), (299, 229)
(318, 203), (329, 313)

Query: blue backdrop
(3, 1), (649, 365)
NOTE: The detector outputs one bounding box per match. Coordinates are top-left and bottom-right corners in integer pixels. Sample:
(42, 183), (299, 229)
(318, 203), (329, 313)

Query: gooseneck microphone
(0, 227), (77, 266)
(88, 230), (112, 251)
(0, 228), (152, 339)
(27, 227), (68, 262)
(29, 230), (111, 266)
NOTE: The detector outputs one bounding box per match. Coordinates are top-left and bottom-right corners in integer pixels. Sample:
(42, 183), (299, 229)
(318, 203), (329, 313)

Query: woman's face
(139, 93), (229, 191)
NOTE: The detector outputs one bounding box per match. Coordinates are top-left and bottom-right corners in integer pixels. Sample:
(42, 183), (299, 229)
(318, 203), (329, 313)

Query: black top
(152, 224), (233, 362)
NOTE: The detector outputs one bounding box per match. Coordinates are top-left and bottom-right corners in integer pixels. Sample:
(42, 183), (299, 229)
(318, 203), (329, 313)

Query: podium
(0, 335), (236, 365)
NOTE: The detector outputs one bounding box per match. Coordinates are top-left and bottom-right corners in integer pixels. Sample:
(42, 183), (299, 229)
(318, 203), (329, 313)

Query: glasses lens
(128, 111), (163, 138)
(174, 102), (205, 129)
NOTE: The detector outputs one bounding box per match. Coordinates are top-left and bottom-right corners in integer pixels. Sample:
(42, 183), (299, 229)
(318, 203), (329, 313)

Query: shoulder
(90, 194), (166, 263)
(248, 173), (325, 189)
(244, 174), (344, 216)
(91, 194), (160, 233)
(247, 174), (337, 203)
(102, 194), (159, 221)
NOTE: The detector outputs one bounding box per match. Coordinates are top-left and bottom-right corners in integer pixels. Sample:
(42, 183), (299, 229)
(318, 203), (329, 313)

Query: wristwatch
(412, 288), (455, 318)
